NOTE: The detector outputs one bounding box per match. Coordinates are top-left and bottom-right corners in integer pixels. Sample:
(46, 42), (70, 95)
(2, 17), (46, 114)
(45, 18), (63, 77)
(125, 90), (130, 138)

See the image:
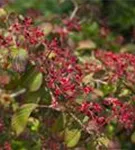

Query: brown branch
(68, 111), (94, 135)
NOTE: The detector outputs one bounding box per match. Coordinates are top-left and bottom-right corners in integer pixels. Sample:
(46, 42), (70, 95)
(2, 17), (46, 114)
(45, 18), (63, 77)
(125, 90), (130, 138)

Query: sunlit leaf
(97, 136), (110, 147)
(0, 8), (7, 17)
(29, 72), (43, 92)
(28, 117), (40, 132)
(101, 84), (116, 96)
(64, 128), (81, 148)
(77, 40), (96, 50)
(120, 44), (135, 53)
(11, 103), (38, 136)
(131, 132), (135, 143)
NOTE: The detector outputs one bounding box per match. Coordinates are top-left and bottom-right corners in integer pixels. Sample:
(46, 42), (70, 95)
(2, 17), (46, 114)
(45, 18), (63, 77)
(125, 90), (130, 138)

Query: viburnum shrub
(0, 14), (135, 149)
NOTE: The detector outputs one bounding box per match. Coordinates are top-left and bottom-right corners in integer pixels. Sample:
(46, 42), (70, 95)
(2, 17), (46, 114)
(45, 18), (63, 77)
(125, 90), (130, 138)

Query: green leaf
(10, 47), (28, 59)
(101, 84), (116, 96)
(52, 113), (65, 132)
(29, 72), (43, 92)
(28, 117), (40, 132)
(131, 132), (135, 143)
(64, 128), (81, 148)
(11, 103), (38, 136)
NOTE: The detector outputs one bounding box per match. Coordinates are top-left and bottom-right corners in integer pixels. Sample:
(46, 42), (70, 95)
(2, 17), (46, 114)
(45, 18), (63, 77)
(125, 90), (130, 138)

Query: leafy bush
(0, 10), (135, 149)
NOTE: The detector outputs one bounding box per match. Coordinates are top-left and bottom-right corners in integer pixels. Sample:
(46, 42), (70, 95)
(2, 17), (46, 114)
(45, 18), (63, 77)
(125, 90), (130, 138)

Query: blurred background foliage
(4, 0), (135, 31)
(3, 0), (135, 52)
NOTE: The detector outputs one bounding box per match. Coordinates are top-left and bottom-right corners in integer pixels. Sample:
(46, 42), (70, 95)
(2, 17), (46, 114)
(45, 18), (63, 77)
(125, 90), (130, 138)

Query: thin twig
(38, 103), (94, 135)
(38, 105), (51, 109)
(10, 88), (26, 98)
(94, 79), (107, 85)
(70, 0), (78, 20)
(68, 111), (94, 135)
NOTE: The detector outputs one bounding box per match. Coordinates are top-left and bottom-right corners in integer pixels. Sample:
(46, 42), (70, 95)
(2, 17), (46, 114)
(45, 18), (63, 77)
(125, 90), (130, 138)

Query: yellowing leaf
(93, 89), (104, 97)
(82, 74), (93, 84)
(41, 23), (53, 35)
(97, 136), (110, 147)
(120, 44), (135, 53)
(77, 40), (96, 50)
(64, 128), (81, 148)
(11, 103), (38, 136)
(10, 47), (28, 59)
(131, 132), (135, 143)
(48, 51), (56, 59)
(0, 8), (7, 17)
